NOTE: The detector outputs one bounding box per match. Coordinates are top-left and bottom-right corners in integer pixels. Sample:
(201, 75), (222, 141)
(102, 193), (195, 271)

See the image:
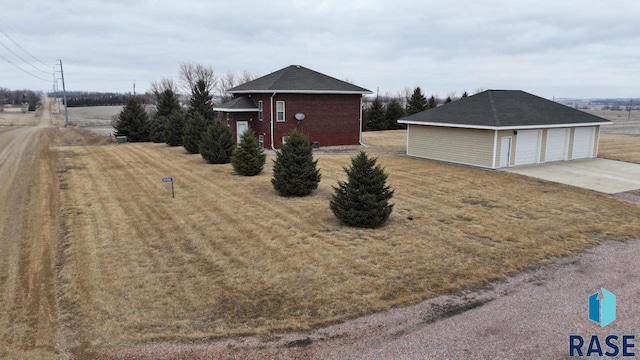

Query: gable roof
(213, 96), (258, 112)
(227, 65), (372, 94)
(398, 90), (611, 129)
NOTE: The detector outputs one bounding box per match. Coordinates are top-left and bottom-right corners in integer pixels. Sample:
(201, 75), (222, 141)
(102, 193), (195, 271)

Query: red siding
(221, 93), (362, 149)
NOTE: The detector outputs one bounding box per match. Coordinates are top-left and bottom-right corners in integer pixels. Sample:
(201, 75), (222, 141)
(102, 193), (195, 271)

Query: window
(276, 101), (285, 122)
(282, 136), (289, 145)
(258, 135), (264, 148)
(258, 100), (263, 121)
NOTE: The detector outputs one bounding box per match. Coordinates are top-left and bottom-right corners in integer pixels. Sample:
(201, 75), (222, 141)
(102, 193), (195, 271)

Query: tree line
(363, 87), (469, 131)
(0, 87), (41, 111)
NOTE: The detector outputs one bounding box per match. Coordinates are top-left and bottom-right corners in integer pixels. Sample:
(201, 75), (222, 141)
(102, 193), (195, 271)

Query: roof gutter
(270, 92), (277, 150)
(396, 120), (613, 130)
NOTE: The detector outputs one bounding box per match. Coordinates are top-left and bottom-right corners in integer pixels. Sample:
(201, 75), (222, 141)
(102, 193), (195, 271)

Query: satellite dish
(295, 113), (305, 121)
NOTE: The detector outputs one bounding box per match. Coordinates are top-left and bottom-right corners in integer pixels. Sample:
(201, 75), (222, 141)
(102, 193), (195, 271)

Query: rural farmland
(1, 103), (640, 359)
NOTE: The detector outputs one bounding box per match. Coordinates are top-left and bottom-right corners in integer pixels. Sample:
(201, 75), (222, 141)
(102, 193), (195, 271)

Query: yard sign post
(162, 177), (174, 198)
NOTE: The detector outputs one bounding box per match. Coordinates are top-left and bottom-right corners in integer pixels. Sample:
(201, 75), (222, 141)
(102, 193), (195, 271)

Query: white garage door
(545, 128), (568, 162)
(515, 130), (541, 166)
(572, 127), (595, 159)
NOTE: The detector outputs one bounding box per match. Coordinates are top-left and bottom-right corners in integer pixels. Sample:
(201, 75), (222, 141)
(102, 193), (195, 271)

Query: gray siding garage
(398, 90), (611, 169)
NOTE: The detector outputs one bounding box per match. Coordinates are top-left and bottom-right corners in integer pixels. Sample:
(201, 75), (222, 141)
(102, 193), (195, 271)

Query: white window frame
(258, 100), (263, 121)
(276, 101), (285, 122)
(258, 134), (264, 148)
(282, 136), (289, 145)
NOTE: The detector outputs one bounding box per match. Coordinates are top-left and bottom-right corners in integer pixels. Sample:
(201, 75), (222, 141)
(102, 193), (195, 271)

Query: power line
(0, 51), (50, 82)
(0, 20), (51, 69)
(0, 38), (51, 75)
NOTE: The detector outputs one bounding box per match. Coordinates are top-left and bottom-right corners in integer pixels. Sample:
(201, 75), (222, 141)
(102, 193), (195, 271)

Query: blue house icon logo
(589, 288), (616, 328)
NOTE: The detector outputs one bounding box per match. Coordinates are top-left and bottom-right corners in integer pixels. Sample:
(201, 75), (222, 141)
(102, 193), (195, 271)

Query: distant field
(585, 109), (640, 135)
(53, 129), (640, 354)
(66, 105), (123, 136)
(599, 134), (640, 164)
(0, 107), (39, 127)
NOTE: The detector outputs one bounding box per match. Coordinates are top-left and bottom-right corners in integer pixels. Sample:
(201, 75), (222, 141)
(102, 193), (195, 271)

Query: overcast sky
(1, 0), (638, 99)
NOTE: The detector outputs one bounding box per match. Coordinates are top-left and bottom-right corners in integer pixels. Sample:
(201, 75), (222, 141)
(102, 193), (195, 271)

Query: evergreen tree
(406, 87), (428, 115)
(231, 129), (266, 176)
(150, 88), (181, 143)
(445, 96), (452, 104)
(428, 95), (438, 109)
(200, 120), (235, 164)
(330, 151), (394, 228)
(271, 130), (321, 197)
(149, 116), (166, 143)
(113, 97), (150, 142)
(365, 96), (386, 131)
(183, 112), (206, 154)
(163, 110), (186, 146)
(385, 98), (406, 129)
(461, 91), (469, 98)
(188, 79), (215, 124)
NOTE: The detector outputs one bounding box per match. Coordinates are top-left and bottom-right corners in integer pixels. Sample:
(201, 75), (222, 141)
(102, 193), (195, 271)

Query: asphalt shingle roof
(399, 90), (611, 128)
(213, 96), (258, 111)
(227, 65), (371, 94)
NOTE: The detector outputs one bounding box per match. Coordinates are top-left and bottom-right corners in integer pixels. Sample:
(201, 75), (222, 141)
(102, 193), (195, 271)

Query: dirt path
(0, 101), (62, 359)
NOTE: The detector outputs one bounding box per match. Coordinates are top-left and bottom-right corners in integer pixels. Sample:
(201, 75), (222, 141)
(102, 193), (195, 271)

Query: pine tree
(231, 129), (266, 176)
(406, 87), (428, 115)
(271, 130), (321, 197)
(183, 112), (206, 154)
(365, 97), (386, 131)
(163, 110), (186, 146)
(188, 80), (215, 124)
(461, 91), (469, 98)
(385, 98), (406, 129)
(150, 88), (181, 143)
(445, 96), (452, 104)
(330, 151), (394, 228)
(113, 97), (150, 142)
(200, 120), (235, 164)
(428, 95), (438, 109)
(149, 116), (166, 143)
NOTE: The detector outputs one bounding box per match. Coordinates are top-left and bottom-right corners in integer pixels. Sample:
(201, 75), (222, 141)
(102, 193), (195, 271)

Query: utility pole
(59, 60), (69, 127)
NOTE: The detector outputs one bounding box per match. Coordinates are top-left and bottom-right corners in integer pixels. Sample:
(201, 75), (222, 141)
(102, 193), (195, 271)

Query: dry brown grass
(599, 134), (640, 164)
(0, 107), (39, 126)
(53, 130), (640, 352)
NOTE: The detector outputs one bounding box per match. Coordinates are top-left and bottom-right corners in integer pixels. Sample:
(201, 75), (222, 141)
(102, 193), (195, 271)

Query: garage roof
(398, 90), (612, 129)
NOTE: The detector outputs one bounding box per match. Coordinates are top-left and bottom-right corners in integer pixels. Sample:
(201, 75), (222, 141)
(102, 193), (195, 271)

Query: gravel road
(0, 101), (61, 359)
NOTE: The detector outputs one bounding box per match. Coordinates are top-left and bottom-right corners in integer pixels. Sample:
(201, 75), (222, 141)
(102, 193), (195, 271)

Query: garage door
(515, 130), (541, 165)
(572, 127), (595, 159)
(545, 128), (568, 162)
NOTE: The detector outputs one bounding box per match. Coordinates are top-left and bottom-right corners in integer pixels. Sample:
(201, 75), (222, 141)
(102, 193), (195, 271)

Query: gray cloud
(1, 0), (638, 98)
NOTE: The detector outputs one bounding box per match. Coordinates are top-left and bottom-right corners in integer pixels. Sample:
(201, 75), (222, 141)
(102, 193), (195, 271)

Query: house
(397, 90), (612, 169)
(213, 65), (372, 149)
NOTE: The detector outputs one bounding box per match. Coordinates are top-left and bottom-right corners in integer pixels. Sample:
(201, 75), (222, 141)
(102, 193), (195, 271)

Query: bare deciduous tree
(148, 77), (178, 104)
(179, 62), (217, 95)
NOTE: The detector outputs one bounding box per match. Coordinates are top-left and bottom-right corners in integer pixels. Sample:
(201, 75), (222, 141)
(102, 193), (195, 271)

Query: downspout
(270, 92), (277, 150)
(359, 95), (368, 147)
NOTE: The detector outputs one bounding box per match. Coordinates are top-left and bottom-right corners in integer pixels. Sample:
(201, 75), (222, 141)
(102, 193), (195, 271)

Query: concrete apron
(504, 158), (640, 194)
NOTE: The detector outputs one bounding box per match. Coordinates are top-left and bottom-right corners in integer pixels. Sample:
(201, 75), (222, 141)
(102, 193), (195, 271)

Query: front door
(236, 121), (248, 143)
(500, 136), (511, 168)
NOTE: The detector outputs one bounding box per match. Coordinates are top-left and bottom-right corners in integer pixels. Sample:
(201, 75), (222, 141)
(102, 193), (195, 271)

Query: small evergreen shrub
(231, 129), (266, 176)
(200, 120), (235, 164)
(271, 130), (321, 197)
(330, 151), (394, 228)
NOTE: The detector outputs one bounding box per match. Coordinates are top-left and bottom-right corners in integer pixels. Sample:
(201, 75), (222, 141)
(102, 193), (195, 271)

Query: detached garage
(398, 90), (611, 169)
